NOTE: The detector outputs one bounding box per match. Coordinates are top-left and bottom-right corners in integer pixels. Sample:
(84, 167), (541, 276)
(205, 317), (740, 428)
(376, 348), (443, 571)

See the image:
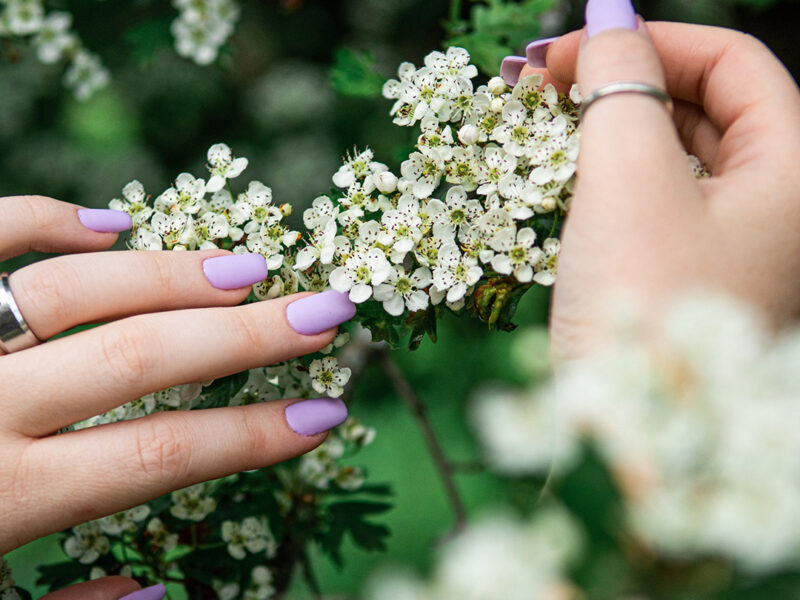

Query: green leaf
(36, 561), (85, 591)
(330, 48), (385, 99)
(193, 371), (249, 410)
(321, 501), (393, 565)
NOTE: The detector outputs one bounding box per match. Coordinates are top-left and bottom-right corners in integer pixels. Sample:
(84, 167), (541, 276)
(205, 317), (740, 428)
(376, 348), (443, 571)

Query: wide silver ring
(0, 272), (40, 353)
(580, 81), (674, 119)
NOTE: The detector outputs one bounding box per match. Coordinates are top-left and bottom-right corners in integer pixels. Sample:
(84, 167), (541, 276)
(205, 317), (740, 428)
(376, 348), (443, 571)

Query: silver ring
(0, 272), (40, 353)
(580, 81), (674, 119)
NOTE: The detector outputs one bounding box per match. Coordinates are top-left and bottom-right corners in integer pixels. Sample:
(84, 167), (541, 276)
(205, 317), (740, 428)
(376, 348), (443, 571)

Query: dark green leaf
(193, 371), (249, 410)
(330, 48), (385, 99)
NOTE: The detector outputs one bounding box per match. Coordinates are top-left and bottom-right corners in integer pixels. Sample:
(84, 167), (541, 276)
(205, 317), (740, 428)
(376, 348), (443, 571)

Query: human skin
(0, 195), (354, 598)
(515, 20), (800, 359)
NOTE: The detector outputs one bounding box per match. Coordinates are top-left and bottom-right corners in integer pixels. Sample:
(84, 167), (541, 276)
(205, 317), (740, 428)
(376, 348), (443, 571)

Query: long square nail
(202, 253), (269, 290)
(526, 36), (560, 68)
(585, 0), (638, 38)
(286, 290), (356, 335)
(77, 209), (132, 233)
(119, 584), (166, 600)
(285, 398), (348, 436)
(500, 56), (527, 86)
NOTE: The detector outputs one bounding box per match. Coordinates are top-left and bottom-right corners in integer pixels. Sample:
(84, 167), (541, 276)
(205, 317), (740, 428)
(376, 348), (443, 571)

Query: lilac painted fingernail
(77, 209), (132, 233)
(286, 290), (356, 335)
(118, 584), (166, 600)
(526, 36), (560, 68)
(286, 398), (348, 436)
(500, 56), (527, 86)
(585, 0), (638, 38)
(202, 253), (268, 290)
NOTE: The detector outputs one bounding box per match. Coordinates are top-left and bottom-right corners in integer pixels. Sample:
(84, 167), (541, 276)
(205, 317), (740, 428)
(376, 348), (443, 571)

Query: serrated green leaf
(193, 371), (249, 410)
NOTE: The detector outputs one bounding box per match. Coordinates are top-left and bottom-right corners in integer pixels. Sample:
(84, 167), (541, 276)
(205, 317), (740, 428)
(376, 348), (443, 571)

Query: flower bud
(458, 124), (480, 146)
(541, 197), (557, 212)
(374, 171), (398, 194)
(487, 76), (507, 96)
(280, 203), (293, 217)
(490, 97), (505, 113)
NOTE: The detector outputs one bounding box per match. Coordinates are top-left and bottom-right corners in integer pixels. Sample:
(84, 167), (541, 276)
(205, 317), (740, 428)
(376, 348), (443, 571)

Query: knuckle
(98, 322), (159, 388)
(16, 195), (57, 233)
(13, 259), (79, 333)
(236, 408), (270, 459)
(228, 308), (268, 352)
(133, 417), (191, 485)
(149, 252), (182, 298)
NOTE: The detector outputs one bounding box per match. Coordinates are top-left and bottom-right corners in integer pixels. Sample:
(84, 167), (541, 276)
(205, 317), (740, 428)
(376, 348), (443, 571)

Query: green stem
(547, 211), (560, 239)
(449, 0), (463, 25)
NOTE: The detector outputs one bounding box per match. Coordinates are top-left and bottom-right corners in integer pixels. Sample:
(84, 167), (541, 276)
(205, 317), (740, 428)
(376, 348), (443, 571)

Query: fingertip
(77, 209), (133, 234)
(285, 397), (348, 437)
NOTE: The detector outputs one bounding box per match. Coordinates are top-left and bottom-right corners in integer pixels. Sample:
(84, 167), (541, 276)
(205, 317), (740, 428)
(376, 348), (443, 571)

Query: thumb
(576, 0), (700, 214)
(40, 578), (164, 600)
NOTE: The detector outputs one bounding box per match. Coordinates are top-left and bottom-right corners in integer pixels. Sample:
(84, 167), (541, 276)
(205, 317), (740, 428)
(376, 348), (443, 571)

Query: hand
(0, 196), (355, 555)
(516, 7), (800, 358)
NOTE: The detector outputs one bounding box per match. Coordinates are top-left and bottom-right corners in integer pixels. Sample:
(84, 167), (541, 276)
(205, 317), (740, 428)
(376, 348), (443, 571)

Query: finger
(14, 398), (346, 549)
(0, 196), (130, 261)
(8, 250), (264, 341)
(39, 577), (141, 600)
(501, 59), (572, 94)
(572, 6), (702, 213)
(2, 291), (354, 436)
(547, 21), (800, 176)
(672, 99), (722, 170)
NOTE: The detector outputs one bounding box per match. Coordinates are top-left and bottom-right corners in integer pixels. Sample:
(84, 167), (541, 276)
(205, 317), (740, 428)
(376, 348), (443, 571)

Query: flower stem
(379, 350), (468, 534)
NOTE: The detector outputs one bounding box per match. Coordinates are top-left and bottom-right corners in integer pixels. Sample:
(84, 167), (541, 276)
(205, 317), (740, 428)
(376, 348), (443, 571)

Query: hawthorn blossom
(109, 180), (153, 225)
(373, 266), (432, 316)
(64, 522), (110, 564)
(170, 483), (217, 521)
(432, 244), (483, 304)
(490, 227), (544, 283)
(99, 506), (150, 536)
(329, 248), (392, 303)
(207, 143), (248, 193)
(221, 517), (276, 560)
(533, 238), (560, 286)
(308, 356), (351, 398)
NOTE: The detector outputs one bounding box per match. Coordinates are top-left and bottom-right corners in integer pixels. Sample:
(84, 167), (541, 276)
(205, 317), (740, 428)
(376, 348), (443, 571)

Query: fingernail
(525, 36), (560, 68)
(285, 398), (348, 436)
(500, 56), (527, 86)
(119, 584), (166, 600)
(202, 253), (268, 290)
(77, 209), (132, 233)
(286, 290), (356, 335)
(585, 0), (638, 38)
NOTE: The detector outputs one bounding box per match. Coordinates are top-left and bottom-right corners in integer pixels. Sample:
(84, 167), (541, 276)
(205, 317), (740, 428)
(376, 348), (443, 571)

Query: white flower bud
(541, 197), (557, 212)
(487, 76), (507, 96)
(490, 97), (505, 113)
(458, 124), (480, 146)
(374, 171), (398, 194)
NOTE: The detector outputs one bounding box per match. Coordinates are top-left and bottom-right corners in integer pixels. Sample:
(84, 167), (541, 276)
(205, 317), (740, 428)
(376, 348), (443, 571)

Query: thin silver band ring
(580, 81), (674, 119)
(0, 272), (40, 353)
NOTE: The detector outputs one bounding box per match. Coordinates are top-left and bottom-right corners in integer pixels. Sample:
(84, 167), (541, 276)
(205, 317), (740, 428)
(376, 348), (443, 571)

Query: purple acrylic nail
(500, 56), (527, 86)
(585, 0), (638, 38)
(286, 290), (356, 335)
(77, 209), (132, 233)
(118, 584), (166, 600)
(202, 253), (268, 290)
(285, 398), (348, 436)
(525, 36), (560, 68)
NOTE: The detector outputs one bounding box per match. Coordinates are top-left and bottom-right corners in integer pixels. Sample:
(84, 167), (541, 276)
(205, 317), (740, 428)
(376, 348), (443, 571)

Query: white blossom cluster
(171, 0), (240, 65)
(221, 516), (277, 560)
(367, 506), (581, 600)
(214, 566), (275, 600)
(0, 0), (109, 99)
(474, 292), (800, 574)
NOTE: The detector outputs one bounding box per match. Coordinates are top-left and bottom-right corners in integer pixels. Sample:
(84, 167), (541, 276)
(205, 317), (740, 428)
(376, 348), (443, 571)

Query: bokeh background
(3, 0), (799, 597)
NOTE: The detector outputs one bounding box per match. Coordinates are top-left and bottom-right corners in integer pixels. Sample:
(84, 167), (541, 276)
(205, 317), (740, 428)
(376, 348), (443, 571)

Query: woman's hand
(512, 2), (800, 358)
(0, 196), (355, 556)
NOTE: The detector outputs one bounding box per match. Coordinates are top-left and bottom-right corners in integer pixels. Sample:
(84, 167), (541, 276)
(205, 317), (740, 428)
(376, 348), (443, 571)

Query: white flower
(533, 238), (559, 286)
(110, 180), (153, 225)
(1, 0), (44, 35)
(477, 147), (517, 196)
(303, 195), (338, 232)
(308, 356), (351, 398)
(329, 248), (392, 303)
(490, 227), (544, 283)
(98, 505), (150, 536)
(63, 49), (109, 100)
(222, 516), (276, 560)
(400, 147), (445, 199)
(64, 522), (110, 564)
(180, 212), (229, 249)
(170, 483), (217, 521)
(171, 0), (239, 65)
(155, 173), (207, 215)
(381, 197), (423, 263)
(432, 244), (483, 304)
(373, 170), (398, 194)
(145, 518), (178, 552)
(33, 11), (75, 64)
(529, 125), (579, 185)
(332, 148), (379, 189)
(491, 100), (536, 157)
(294, 218), (338, 271)
(207, 143), (248, 192)
(457, 124), (480, 146)
(425, 185), (482, 241)
(373, 266), (432, 316)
